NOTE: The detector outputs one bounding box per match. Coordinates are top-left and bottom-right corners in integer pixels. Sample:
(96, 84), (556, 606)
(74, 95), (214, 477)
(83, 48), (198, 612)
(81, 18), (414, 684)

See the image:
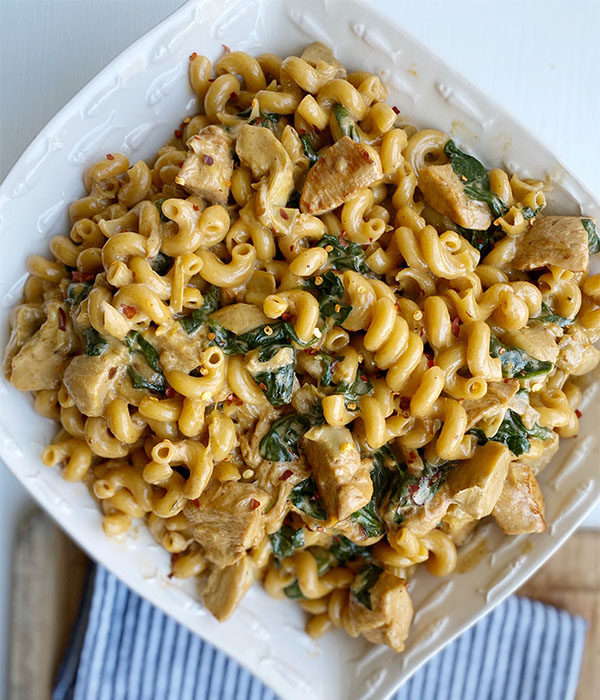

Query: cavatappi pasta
(5, 43), (600, 652)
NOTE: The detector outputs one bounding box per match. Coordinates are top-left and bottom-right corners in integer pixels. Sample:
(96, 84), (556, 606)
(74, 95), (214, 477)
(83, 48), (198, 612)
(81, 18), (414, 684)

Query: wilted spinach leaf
(457, 224), (504, 257)
(154, 198), (169, 223)
(253, 345), (296, 406)
(125, 331), (167, 393)
(470, 409), (551, 457)
(304, 270), (352, 325)
(317, 234), (370, 275)
(350, 564), (383, 610)
(66, 281), (92, 306)
(582, 218), (600, 255)
(149, 252), (173, 275)
(532, 301), (574, 328)
(490, 335), (553, 379)
(178, 286), (219, 334)
(84, 327), (108, 356)
(283, 546), (337, 599)
(332, 104), (359, 142)
(300, 134), (318, 167)
(444, 140), (508, 219)
(289, 476), (327, 520)
(270, 525), (305, 560)
(127, 366), (167, 393)
(209, 320), (310, 356)
(350, 446), (399, 537)
(329, 535), (370, 563)
(260, 414), (312, 462)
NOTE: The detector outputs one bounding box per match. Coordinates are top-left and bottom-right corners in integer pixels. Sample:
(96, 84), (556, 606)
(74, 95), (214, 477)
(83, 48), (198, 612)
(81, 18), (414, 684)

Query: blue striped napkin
(53, 565), (587, 700)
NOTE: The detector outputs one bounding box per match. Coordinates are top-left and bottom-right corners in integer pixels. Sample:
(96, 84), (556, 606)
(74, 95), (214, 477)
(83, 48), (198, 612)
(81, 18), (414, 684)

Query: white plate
(0, 1), (598, 698)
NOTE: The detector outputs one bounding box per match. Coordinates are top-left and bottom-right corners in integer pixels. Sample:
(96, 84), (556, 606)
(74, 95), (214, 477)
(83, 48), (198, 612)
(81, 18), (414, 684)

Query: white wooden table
(1, 0), (599, 695)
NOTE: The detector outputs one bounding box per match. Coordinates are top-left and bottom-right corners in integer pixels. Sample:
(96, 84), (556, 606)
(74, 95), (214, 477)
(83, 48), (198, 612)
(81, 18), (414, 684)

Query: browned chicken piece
(502, 326), (561, 364)
(512, 216), (590, 273)
(63, 346), (128, 416)
(299, 136), (383, 216)
(300, 42), (347, 78)
(9, 302), (75, 391)
(3, 303), (46, 378)
(556, 326), (600, 375)
(396, 489), (450, 536)
(201, 556), (258, 621)
(461, 379), (520, 430)
(152, 325), (204, 374)
(347, 570), (413, 651)
(175, 125), (234, 205)
(418, 163), (492, 230)
(441, 504), (476, 546)
(210, 303), (270, 335)
(302, 425), (373, 522)
(444, 442), (511, 519)
(184, 480), (269, 569)
(493, 463), (546, 534)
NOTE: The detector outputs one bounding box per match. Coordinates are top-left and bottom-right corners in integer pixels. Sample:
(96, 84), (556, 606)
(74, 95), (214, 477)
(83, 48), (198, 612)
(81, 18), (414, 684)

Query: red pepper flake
(289, 245), (295, 252)
(234, 396), (243, 406)
(189, 52), (198, 61)
(361, 374), (368, 382)
(409, 451), (416, 460)
(575, 409), (582, 418)
(174, 129), (182, 138)
(254, 117), (264, 126)
(58, 307), (67, 331)
(208, 77), (215, 83)
(310, 492), (320, 501)
(368, 236), (373, 243)
(171, 552), (181, 564)
(193, 499), (201, 508)
(451, 317), (461, 337)
(106, 153), (114, 160)
(71, 270), (94, 282)
(313, 125), (321, 134)
(230, 91), (238, 99)
(249, 498), (260, 511)
(222, 43), (231, 53)
(178, 161), (184, 167)
(193, 204), (199, 211)
(340, 229), (347, 238)
(280, 208), (289, 220)
(258, 381), (267, 391)
(202, 154), (214, 165)
(279, 469), (293, 481)
(420, 327), (425, 337)
(427, 356), (435, 368)
(165, 386), (176, 398)
(281, 312), (293, 322)
(121, 304), (137, 319)
(392, 106), (400, 114)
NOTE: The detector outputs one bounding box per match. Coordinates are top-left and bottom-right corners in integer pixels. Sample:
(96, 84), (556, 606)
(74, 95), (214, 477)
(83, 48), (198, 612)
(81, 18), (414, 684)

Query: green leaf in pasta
(253, 344), (296, 406)
(209, 320), (311, 356)
(332, 104), (360, 143)
(489, 335), (553, 378)
(532, 301), (574, 328)
(300, 134), (319, 167)
(66, 281), (92, 306)
(270, 525), (305, 561)
(350, 563), (383, 610)
(178, 286), (220, 334)
(470, 409), (551, 457)
(317, 233), (371, 274)
(582, 218), (600, 255)
(456, 224), (504, 257)
(153, 198), (169, 223)
(149, 252), (173, 275)
(329, 535), (371, 563)
(84, 327), (108, 356)
(444, 140), (508, 220)
(289, 476), (327, 520)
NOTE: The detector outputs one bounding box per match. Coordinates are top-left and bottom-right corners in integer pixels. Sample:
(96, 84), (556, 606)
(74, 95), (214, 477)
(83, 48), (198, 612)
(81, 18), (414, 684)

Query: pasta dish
(4, 43), (600, 652)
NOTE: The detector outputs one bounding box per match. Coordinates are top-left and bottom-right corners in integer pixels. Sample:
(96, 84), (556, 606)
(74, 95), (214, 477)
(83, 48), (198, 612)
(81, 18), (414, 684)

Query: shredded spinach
(66, 281), (92, 306)
(287, 190), (301, 208)
(178, 286), (219, 334)
(444, 140), (508, 219)
(521, 205), (543, 220)
(149, 252), (173, 275)
(209, 320), (310, 356)
(329, 535), (370, 563)
(84, 327), (108, 356)
(332, 104), (359, 143)
(270, 525), (305, 561)
(259, 414), (312, 462)
(351, 564), (383, 610)
(300, 134), (318, 167)
(470, 409), (551, 457)
(317, 233), (370, 275)
(490, 335), (553, 379)
(304, 270), (352, 325)
(337, 374), (373, 402)
(253, 345), (296, 406)
(127, 366), (167, 393)
(532, 301), (574, 328)
(154, 198), (169, 223)
(236, 107), (280, 131)
(125, 331), (167, 393)
(350, 446), (399, 537)
(289, 477), (327, 520)
(457, 224), (504, 257)
(582, 218), (600, 255)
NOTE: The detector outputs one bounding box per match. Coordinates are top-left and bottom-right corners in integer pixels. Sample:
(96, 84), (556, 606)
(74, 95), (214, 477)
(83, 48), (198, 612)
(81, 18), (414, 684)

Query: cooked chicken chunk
(441, 504), (476, 546)
(299, 136), (382, 216)
(9, 302), (75, 391)
(175, 125), (234, 205)
(3, 303), (46, 377)
(418, 163), (492, 230)
(556, 326), (600, 375)
(210, 303), (270, 335)
(184, 480), (269, 568)
(201, 556), (258, 621)
(461, 379), (520, 430)
(302, 425), (373, 522)
(397, 489), (451, 536)
(512, 216), (589, 273)
(492, 463), (545, 535)
(444, 442), (511, 519)
(502, 326), (561, 364)
(63, 346), (128, 416)
(347, 570), (413, 652)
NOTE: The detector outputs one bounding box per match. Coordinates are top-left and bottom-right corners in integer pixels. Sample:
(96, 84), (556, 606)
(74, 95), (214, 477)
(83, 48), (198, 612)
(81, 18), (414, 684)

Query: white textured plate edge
(0, 1), (599, 699)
